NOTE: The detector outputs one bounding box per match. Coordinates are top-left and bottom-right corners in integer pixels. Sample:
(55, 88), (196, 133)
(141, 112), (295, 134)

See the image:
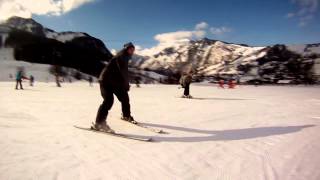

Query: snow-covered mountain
(3, 16), (86, 43)
(1, 16), (320, 84)
(132, 38), (320, 84)
(0, 17), (165, 83)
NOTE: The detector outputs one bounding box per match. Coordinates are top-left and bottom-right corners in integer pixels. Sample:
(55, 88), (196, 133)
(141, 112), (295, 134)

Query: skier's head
(124, 42), (135, 56)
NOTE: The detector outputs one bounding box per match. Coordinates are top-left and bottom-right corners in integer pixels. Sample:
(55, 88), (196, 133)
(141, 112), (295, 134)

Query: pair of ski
(74, 120), (166, 142)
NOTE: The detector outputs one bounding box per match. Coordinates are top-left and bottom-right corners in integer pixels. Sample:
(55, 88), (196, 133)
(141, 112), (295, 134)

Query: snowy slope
(0, 48), (90, 82)
(0, 82), (319, 179)
(0, 48), (53, 82)
(0, 59), (54, 82)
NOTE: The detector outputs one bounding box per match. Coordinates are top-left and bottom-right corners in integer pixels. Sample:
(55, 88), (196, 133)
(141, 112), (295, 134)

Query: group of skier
(14, 69), (32, 90)
(14, 71), (96, 89)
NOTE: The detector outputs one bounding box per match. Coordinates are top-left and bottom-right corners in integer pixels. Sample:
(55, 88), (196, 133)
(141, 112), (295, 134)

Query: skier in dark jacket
(93, 42), (136, 132)
(15, 70), (28, 90)
(29, 75), (34, 86)
(88, 76), (93, 87)
(179, 73), (193, 98)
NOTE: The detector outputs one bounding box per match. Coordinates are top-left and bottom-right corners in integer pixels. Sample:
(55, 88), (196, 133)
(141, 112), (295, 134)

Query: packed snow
(0, 82), (319, 180)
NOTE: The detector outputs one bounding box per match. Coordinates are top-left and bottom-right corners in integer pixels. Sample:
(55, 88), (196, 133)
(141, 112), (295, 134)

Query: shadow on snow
(128, 123), (315, 143)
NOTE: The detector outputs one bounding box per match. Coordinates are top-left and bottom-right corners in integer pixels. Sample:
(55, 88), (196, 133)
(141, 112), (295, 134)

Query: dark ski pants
(96, 84), (131, 124)
(184, 83), (190, 96)
(15, 80), (23, 89)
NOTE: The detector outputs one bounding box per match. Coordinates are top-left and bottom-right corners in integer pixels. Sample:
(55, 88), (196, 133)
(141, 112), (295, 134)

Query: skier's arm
(115, 58), (130, 91)
(22, 76), (29, 80)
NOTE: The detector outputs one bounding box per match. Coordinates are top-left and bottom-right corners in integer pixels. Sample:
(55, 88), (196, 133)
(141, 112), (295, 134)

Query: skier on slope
(93, 42), (136, 133)
(179, 72), (193, 98)
(218, 79), (225, 88)
(29, 75), (35, 86)
(88, 76), (93, 87)
(15, 69), (28, 90)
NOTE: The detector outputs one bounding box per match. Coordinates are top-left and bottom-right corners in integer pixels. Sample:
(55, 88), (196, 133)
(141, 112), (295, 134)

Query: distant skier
(135, 76), (141, 88)
(93, 42), (136, 132)
(55, 74), (61, 87)
(88, 76), (93, 87)
(15, 69), (28, 90)
(218, 79), (225, 88)
(29, 75), (34, 86)
(228, 79), (236, 89)
(179, 72), (193, 98)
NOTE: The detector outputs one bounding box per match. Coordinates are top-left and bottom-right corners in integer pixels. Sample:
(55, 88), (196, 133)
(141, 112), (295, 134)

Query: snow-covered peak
(3, 16), (45, 36)
(2, 16), (90, 43)
(45, 30), (86, 43)
(134, 38), (267, 76)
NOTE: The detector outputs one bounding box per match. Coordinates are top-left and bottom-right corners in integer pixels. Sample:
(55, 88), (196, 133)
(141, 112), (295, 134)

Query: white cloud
(298, 14), (314, 26)
(193, 30), (206, 38)
(0, 0), (96, 21)
(110, 49), (117, 55)
(154, 31), (194, 44)
(138, 30), (199, 56)
(292, 0), (318, 13)
(286, 13), (295, 18)
(138, 23), (210, 56)
(287, 0), (319, 26)
(195, 22), (209, 30)
(135, 45), (142, 51)
(210, 27), (232, 36)
(137, 22), (232, 56)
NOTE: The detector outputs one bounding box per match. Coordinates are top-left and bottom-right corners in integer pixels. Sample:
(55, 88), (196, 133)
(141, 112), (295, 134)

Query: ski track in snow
(0, 82), (319, 180)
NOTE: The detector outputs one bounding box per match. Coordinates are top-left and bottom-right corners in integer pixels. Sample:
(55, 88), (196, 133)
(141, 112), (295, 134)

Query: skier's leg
(184, 84), (190, 96)
(114, 89), (131, 118)
(186, 84), (190, 96)
(19, 80), (23, 89)
(95, 85), (114, 124)
(15, 80), (18, 89)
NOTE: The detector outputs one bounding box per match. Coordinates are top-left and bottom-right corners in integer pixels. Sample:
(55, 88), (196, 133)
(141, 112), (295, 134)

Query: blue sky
(2, 0), (320, 50)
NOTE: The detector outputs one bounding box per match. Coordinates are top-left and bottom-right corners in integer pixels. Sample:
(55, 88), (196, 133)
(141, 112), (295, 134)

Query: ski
(176, 95), (193, 99)
(121, 120), (168, 134)
(74, 125), (153, 142)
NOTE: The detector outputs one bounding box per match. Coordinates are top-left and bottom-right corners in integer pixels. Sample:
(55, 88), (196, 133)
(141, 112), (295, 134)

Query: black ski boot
(92, 122), (115, 133)
(121, 116), (138, 124)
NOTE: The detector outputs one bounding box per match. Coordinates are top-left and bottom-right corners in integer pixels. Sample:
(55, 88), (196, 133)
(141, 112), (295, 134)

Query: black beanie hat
(123, 42), (135, 49)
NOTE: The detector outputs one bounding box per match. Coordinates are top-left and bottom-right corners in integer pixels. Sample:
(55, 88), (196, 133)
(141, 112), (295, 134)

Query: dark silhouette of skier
(15, 69), (28, 90)
(218, 79), (225, 88)
(179, 72), (193, 98)
(88, 76), (93, 87)
(135, 76), (141, 88)
(29, 75), (34, 86)
(93, 42), (136, 132)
